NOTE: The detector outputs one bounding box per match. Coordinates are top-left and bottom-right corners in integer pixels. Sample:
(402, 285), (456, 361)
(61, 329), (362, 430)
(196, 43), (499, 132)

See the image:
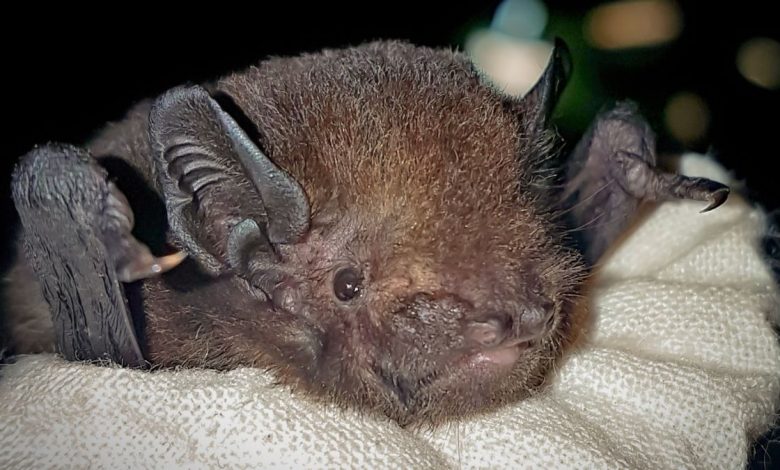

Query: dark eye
(333, 267), (363, 301)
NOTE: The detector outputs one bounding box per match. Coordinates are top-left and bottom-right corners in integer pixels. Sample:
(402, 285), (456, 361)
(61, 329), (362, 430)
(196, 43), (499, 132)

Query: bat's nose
(464, 302), (554, 350)
(389, 291), (556, 371)
(464, 317), (507, 347)
(377, 293), (556, 406)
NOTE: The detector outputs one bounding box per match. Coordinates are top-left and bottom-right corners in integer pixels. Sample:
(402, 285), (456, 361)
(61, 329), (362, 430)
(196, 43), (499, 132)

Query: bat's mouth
(367, 294), (558, 422)
(460, 338), (529, 369)
(375, 338), (532, 413)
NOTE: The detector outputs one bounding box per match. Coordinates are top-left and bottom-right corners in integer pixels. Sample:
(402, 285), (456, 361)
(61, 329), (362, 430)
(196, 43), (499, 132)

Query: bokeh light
(466, 31), (553, 96)
(492, 0), (549, 39)
(664, 92), (710, 144)
(736, 37), (780, 90)
(465, 0), (553, 97)
(585, 0), (683, 50)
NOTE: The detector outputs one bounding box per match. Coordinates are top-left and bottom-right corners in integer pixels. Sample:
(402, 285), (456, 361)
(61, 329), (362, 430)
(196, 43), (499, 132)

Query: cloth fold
(1, 154), (778, 469)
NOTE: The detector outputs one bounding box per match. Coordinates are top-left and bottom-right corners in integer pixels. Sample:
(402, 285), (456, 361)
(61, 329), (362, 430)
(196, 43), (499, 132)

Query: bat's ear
(515, 37), (572, 134)
(149, 86), (310, 276)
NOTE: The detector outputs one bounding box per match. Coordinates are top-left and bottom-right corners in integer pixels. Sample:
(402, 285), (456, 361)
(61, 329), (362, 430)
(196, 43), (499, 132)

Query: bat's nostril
(465, 303), (554, 350)
(465, 318), (507, 347)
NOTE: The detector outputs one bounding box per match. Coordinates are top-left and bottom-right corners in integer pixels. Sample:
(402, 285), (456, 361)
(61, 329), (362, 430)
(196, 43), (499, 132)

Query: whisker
(553, 178), (616, 220)
(560, 210), (608, 235)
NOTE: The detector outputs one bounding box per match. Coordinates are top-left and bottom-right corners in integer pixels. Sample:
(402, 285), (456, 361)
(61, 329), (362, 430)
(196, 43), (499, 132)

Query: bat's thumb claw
(700, 187), (730, 213)
(150, 251), (188, 275)
(117, 250), (188, 282)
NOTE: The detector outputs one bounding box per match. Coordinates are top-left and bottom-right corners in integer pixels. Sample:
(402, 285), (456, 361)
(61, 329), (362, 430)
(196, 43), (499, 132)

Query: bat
(4, 39), (729, 426)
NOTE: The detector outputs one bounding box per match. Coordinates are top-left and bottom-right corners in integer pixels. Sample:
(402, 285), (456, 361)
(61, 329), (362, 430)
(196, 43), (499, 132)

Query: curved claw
(151, 251), (188, 274)
(700, 186), (730, 213)
(103, 180), (188, 282)
(117, 250), (188, 283)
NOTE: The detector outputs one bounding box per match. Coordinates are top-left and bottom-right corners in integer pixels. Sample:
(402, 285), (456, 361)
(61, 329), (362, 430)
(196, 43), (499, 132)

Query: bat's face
(224, 42), (585, 424)
(262, 174), (584, 424)
(148, 41), (585, 425)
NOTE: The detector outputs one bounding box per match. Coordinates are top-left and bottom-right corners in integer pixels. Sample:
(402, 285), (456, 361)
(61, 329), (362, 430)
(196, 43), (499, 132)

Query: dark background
(2, 2), (778, 466)
(2, 2), (778, 261)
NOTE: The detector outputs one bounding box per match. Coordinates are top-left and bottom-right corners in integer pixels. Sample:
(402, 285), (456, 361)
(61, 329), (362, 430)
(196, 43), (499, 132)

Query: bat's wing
(562, 101), (730, 265)
(11, 145), (183, 367)
(513, 41), (729, 264)
(10, 85), (309, 366)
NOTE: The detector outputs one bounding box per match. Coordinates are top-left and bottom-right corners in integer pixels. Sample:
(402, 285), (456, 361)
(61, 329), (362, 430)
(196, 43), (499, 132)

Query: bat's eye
(333, 267), (363, 302)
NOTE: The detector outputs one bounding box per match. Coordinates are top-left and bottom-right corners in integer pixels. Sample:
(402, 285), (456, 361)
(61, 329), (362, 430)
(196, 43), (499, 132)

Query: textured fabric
(1, 154), (778, 469)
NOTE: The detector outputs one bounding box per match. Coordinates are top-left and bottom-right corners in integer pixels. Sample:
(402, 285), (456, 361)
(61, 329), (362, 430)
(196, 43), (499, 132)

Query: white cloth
(1, 154), (778, 469)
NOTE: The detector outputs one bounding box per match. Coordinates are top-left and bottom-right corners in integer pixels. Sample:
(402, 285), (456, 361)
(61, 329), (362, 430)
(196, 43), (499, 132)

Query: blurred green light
(492, 0), (549, 39)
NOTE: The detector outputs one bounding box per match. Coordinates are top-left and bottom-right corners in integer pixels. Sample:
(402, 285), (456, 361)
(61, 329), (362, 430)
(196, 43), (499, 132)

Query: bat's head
(149, 40), (585, 425)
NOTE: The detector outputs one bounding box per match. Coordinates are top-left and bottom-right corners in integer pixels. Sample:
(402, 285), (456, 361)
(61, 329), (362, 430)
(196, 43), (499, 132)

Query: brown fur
(7, 41), (586, 426)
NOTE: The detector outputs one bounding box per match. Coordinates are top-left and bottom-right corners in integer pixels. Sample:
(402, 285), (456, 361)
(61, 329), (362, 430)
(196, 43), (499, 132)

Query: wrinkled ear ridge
(149, 86), (229, 274)
(207, 91), (311, 245)
(149, 85), (310, 276)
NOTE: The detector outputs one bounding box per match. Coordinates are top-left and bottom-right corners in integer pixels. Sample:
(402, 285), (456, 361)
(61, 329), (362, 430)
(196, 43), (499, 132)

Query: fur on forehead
(214, 40), (555, 224)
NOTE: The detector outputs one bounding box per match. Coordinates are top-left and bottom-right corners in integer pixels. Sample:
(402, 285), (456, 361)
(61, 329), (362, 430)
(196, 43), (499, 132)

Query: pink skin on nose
(469, 340), (525, 368)
(463, 306), (552, 369)
(464, 318), (524, 368)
